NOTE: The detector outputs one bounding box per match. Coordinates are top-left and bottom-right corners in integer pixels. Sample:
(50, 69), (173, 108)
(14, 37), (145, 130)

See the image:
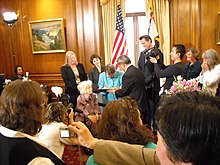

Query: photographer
(37, 102), (77, 158)
(150, 44), (185, 94)
(138, 35), (164, 106)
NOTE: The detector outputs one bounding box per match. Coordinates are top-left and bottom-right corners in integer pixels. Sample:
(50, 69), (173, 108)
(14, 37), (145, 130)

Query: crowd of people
(0, 35), (220, 165)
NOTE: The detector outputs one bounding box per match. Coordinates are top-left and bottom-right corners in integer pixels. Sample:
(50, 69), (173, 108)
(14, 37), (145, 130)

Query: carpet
(62, 145), (89, 165)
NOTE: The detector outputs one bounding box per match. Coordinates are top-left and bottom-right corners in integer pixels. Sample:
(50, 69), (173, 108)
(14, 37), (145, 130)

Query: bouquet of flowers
(166, 76), (201, 94)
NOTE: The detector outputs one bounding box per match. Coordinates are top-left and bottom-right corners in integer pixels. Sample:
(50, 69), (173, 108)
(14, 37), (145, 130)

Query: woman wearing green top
(86, 96), (156, 165)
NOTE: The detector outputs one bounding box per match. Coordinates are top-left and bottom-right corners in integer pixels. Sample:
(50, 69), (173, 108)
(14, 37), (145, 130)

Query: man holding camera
(138, 35), (164, 106)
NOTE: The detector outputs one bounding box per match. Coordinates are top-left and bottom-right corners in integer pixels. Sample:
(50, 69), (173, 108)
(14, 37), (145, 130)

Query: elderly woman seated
(76, 80), (101, 136)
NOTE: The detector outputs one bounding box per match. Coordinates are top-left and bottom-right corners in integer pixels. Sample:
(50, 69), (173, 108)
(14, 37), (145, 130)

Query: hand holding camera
(60, 127), (77, 138)
(144, 40), (161, 60)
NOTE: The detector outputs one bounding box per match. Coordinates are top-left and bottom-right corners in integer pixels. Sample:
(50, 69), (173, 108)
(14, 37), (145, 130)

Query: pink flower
(167, 77), (201, 94)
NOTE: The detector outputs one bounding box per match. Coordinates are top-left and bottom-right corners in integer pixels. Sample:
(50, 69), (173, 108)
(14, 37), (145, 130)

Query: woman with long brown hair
(86, 96), (155, 165)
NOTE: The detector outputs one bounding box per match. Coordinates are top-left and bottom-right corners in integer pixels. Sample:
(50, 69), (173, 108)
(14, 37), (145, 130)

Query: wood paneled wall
(170, 0), (220, 63)
(0, 0), (104, 88)
(0, 0), (220, 89)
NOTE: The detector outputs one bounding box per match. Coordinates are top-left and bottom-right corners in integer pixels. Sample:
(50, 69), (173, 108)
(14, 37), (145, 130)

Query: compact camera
(59, 127), (77, 138)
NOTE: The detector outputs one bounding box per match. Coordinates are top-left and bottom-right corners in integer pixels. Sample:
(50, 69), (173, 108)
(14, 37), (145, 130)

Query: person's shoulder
(11, 75), (18, 81)
(88, 67), (95, 73)
(77, 63), (84, 67)
(28, 157), (55, 165)
(215, 64), (220, 69)
(99, 72), (105, 77)
(116, 70), (124, 76)
(184, 62), (190, 67)
(61, 65), (68, 69)
(196, 60), (202, 64)
(101, 65), (106, 71)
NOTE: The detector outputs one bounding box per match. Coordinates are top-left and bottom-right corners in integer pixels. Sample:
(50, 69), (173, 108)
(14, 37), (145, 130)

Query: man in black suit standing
(138, 35), (164, 105)
(109, 55), (151, 126)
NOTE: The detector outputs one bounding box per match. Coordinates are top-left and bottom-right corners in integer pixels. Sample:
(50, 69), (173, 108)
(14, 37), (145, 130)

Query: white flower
(5, 79), (11, 85)
(177, 75), (183, 81)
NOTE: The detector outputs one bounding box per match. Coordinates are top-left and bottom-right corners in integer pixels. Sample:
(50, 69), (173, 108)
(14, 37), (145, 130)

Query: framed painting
(217, 12), (220, 45)
(28, 18), (66, 54)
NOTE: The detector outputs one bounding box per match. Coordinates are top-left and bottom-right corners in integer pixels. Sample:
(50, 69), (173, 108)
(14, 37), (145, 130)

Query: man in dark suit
(109, 55), (151, 126)
(138, 35), (164, 105)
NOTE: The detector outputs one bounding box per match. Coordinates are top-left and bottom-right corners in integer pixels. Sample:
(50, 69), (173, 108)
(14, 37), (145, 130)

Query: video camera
(144, 40), (160, 60)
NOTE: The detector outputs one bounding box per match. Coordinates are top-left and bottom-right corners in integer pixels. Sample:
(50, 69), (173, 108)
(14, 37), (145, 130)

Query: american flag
(112, 4), (128, 66)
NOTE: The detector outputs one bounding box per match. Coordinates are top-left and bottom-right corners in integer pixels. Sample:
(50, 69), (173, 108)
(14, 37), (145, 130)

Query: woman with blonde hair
(198, 49), (220, 94)
(61, 51), (87, 108)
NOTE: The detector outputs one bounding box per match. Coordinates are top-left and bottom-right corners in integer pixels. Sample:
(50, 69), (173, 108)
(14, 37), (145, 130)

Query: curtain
(153, 0), (170, 65)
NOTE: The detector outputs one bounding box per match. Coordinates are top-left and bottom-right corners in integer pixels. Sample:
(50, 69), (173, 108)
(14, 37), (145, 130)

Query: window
(125, 0), (148, 65)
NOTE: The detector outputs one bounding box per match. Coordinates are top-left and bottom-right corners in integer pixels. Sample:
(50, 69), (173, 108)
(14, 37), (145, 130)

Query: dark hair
(139, 35), (152, 43)
(14, 65), (23, 74)
(116, 55), (131, 65)
(90, 54), (102, 65)
(173, 44), (186, 59)
(0, 80), (47, 136)
(105, 64), (115, 74)
(156, 91), (220, 165)
(97, 96), (153, 145)
(45, 102), (66, 124)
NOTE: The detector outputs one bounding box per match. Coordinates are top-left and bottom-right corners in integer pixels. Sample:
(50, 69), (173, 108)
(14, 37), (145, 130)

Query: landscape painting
(28, 18), (66, 54)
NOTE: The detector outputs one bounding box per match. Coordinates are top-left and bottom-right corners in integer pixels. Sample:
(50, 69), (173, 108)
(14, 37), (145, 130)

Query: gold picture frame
(217, 12), (220, 45)
(28, 18), (66, 54)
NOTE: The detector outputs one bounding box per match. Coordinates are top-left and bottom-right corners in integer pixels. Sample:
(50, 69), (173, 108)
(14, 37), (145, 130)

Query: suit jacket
(88, 66), (105, 93)
(94, 140), (160, 165)
(61, 63), (87, 96)
(138, 50), (164, 92)
(115, 65), (147, 113)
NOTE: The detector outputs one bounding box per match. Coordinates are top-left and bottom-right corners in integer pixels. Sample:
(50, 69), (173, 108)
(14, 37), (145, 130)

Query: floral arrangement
(166, 76), (201, 94)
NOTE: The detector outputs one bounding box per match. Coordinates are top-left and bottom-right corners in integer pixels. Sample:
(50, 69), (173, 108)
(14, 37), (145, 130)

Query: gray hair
(116, 55), (131, 65)
(202, 49), (220, 70)
(77, 80), (92, 94)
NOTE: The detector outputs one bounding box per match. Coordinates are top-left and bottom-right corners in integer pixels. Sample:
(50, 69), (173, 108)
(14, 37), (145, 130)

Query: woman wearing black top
(88, 54), (105, 93)
(182, 48), (202, 80)
(61, 51), (87, 107)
